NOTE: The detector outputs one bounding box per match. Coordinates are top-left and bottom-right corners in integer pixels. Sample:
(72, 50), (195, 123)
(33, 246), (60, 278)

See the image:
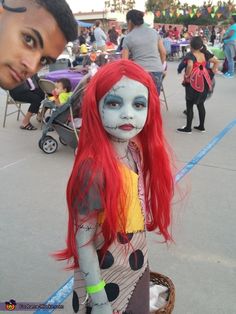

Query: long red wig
(56, 59), (174, 268)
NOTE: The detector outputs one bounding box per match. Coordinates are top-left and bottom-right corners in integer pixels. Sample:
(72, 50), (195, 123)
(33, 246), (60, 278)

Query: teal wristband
(86, 280), (106, 294)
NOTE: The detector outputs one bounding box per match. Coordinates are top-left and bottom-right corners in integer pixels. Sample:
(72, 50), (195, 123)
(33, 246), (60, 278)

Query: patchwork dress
(73, 143), (149, 314)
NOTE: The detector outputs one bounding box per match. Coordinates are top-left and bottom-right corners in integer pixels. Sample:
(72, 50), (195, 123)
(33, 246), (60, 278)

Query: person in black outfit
(210, 26), (216, 46)
(108, 25), (119, 45)
(177, 47), (217, 115)
(117, 28), (127, 52)
(89, 27), (96, 44)
(9, 74), (45, 130)
(177, 37), (219, 134)
(78, 32), (86, 45)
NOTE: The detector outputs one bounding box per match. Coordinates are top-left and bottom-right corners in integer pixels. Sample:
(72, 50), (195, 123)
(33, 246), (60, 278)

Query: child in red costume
(56, 60), (174, 314)
(177, 36), (219, 134)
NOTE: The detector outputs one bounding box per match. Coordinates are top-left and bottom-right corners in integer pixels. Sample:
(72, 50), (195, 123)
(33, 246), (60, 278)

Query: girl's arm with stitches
(76, 214), (112, 314)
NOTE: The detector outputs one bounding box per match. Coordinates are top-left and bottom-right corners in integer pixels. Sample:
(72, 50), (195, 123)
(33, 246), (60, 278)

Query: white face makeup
(99, 77), (148, 141)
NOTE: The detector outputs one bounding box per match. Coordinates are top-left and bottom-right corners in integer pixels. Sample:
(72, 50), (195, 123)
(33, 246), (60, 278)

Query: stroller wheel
(38, 138), (43, 150)
(41, 136), (58, 154)
(59, 137), (67, 146)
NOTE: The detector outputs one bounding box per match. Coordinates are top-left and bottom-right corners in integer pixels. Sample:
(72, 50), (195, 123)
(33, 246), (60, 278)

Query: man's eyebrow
(31, 28), (44, 49)
(29, 28), (57, 64)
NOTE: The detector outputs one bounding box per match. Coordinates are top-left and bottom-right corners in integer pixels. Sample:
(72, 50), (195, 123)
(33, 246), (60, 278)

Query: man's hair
(232, 14), (236, 23)
(126, 9), (144, 26)
(35, 0), (78, 42)
(56, 78), (72, 92)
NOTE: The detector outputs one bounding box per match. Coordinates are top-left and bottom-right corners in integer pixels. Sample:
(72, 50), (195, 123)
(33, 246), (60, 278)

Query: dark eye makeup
(103, 94), (147, 109)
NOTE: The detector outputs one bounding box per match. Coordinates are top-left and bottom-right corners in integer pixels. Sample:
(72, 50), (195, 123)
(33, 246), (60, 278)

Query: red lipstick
(119, 124), (134, 131)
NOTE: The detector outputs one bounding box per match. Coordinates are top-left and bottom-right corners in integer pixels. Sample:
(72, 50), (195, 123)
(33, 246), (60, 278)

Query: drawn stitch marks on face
(78, 223), (98, 231)
(103, 125), (142, 130)
(111, 84), (126, 94)
(98, 77), (148, 141)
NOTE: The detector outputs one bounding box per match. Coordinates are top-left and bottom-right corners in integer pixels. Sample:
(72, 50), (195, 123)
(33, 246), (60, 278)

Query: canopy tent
(77, 20), (93, 28)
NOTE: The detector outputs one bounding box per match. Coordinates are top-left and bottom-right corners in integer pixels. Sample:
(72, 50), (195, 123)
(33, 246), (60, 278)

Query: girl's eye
(24, 34), (35, 48)
(106, 102), (120, 109)
(134, 102), (146, 109)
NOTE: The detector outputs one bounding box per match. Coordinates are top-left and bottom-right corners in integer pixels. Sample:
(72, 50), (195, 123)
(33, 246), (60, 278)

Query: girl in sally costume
(56, 60), (174, 314)
(177, 36), (219, 134)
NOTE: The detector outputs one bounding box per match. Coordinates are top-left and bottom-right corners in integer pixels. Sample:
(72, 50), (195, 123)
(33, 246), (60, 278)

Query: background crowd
(6, 8), (236, 131)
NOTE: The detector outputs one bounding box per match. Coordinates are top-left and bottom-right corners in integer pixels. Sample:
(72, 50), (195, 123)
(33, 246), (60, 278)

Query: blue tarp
(77, 20), (93, 28)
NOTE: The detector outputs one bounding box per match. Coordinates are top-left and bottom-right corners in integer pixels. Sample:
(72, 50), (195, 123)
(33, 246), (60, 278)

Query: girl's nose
(120, 106), (134, 119)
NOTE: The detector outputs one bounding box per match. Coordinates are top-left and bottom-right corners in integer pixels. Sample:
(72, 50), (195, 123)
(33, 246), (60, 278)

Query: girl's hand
(184, 75), (190, 83)
(212, 68), (218, 74)
(91, 302), (113, 314)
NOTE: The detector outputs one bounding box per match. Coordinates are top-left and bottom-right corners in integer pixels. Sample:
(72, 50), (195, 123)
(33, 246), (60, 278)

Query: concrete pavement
(0, 62), (235, 314)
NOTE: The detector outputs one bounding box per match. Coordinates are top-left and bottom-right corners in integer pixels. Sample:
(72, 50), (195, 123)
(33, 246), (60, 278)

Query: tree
(105, 0), (136, 13)
(145, 0), (236, 26)
(146, 0), (177, 12)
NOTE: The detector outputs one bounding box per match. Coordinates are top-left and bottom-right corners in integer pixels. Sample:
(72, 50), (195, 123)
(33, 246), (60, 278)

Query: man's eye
(40, 57), (49, 66)
(40, 57), (54, 66)
(24, 34), (35, 48)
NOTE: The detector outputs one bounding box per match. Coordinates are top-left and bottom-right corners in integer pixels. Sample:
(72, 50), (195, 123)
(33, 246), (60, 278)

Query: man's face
(0, 0), (67, 90)
(127, 20), (132, 32)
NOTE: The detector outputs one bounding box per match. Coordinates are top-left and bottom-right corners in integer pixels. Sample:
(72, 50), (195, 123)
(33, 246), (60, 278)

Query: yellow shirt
(58, 91), (72, 104)
(98, 164), (145, 233)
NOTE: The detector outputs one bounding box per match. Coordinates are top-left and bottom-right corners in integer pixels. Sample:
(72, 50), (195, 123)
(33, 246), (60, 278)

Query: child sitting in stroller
(50, 78), (73, 106)
(44, 78), (73, 127)
(39, 53), (104, 153)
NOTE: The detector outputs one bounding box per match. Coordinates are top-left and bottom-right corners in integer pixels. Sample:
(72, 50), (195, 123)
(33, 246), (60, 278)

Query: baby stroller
(38, 74), (90, 154)
(38, 51), (120, 154)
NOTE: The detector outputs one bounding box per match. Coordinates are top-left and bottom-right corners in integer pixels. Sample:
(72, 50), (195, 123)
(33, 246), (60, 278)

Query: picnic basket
(150, 271), (175, 314)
